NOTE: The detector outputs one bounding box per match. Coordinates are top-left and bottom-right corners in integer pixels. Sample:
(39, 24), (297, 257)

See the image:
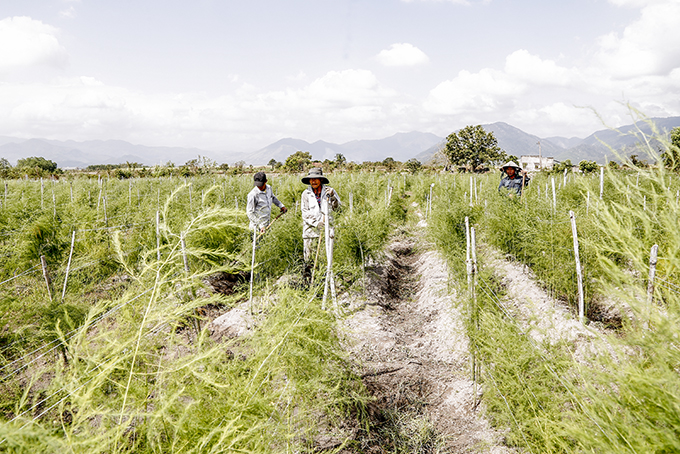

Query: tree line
(3, 126), (679, 179)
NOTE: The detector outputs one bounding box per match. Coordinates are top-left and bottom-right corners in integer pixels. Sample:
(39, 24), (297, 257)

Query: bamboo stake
(569, 211), (585, 323)
(551, 177), (556, 210)
(40, 255), (53, 302)
(61, 230), (76, 301)
(645, 244), (659, 330)
(156, 211), (161, 261)
(248, 227), (257, 315)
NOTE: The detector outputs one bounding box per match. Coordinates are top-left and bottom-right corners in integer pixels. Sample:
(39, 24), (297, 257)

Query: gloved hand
(280, 206), (288, 214)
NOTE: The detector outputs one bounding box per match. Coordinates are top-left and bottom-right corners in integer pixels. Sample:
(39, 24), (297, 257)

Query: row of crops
(428, 147), (680, 452)
(3, 148), (680, 452)
(0, 171), (426, 453)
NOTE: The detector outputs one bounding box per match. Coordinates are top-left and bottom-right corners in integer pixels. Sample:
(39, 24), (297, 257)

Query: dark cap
(253, 171), (267, 186)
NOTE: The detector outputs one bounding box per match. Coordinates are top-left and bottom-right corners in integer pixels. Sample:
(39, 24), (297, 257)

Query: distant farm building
(520, 155), (554, 171)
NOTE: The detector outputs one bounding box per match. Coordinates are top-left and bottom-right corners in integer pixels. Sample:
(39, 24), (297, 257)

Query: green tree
(444, 125), (506, 172)
(382, 157), (397, 171)
(579, 160), (599, 173)
(268, 158), (281, 170)
(551, 159), (572, 174)
(334, 153), (346, 168)
(17, 156), (58, 173)
(284, 151), (313, 172)
(661, 127), (680, 171)
(405, 158), (422, 174)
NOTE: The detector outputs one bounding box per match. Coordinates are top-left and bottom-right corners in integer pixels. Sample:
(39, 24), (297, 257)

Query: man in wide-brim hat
(498, 161), (530, 196)
(300, 167), (341, 273)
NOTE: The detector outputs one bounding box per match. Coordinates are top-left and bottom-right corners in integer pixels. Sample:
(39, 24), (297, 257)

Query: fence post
(61, 230), (76, 301)
(645, 244), (659, 330)
(40, 255), (53, 302)
(599, 167), (604, 199)
(569, 211), (585, 323)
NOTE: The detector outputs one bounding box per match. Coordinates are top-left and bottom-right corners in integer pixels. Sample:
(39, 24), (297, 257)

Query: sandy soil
(340, 237), (514, 453)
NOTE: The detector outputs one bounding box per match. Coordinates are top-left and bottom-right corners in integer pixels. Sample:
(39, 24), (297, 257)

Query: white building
(520, 155), (554, 171)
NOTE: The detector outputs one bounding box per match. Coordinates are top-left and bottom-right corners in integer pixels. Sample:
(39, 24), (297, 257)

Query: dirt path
(340, 235), (514, 453)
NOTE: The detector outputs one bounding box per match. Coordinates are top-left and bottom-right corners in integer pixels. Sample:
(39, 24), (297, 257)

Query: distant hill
(1, 116), (678, 168)
(415, 117), (680, 165)
(415, 122), (564, 165)
(0, 138), (230, 168)
(247, 132), (443, 165)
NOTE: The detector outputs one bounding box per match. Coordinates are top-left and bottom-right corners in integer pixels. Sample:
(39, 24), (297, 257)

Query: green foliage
(17, 156), (58, 173)
(284, 151), (313, 173)
(661, 126), (680, 171)
(404, 158), (422, 174)
(444, 125), (506, 172)
(551, 159), (572, 174)
(578, 160), (599, 173)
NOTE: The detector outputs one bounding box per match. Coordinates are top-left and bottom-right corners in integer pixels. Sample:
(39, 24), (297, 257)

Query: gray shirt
(246, 184), (284, 230)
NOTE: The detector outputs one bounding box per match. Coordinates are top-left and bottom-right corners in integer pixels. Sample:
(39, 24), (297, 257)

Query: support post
(61, 230), (76, 301)
(551, 177), (557, 211)
(41, 255), (53, 302)
(645, 244), (659, 329)
(569, 211), (585, 323)
(599, 167), (604, 199)
(156, 211), (161, 261)
(249, 227), (257, 315)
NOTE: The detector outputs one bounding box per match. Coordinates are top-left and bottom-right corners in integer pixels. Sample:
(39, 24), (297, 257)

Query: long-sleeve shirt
(246, 184), (284, 230)
(498, 174), (530, 195)
(301, 185), (341, 239)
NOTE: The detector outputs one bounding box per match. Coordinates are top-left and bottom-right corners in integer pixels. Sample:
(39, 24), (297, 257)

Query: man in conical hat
(498, 161), (530, 196)
(300, 167), (341, 276)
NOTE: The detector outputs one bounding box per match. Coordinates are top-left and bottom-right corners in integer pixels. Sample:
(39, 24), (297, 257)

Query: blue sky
(0, 0), (678, 155)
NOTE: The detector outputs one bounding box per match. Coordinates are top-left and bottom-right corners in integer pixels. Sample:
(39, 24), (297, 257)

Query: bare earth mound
(341, 238), (513, 453)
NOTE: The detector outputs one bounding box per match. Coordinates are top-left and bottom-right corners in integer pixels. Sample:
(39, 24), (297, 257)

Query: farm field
(0, 159), (679, 452)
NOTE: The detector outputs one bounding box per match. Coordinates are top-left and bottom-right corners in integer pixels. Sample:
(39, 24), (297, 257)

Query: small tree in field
(405, 158), (422, 174)
(579, 160), (599, 173)
(661, 127), (680, 171)
(444, 125), (506, 172)
(284, 151), (312, 172)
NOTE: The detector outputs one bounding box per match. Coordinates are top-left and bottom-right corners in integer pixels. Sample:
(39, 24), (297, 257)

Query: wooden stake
(61, 230), (76, 301)
(645, 244), (659, 330)
(156, 211), (161, 261)
(41, 255), (53, 302)
(569, 211), (585, 323)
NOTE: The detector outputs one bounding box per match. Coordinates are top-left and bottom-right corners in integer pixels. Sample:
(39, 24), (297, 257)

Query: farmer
(246, 171), (287, 234)
(300, 167), (341, 276)
(498, 161), (530, 196)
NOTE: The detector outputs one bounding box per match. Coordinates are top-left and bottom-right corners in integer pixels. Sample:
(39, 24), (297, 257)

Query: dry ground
(339, 235), (513, 453)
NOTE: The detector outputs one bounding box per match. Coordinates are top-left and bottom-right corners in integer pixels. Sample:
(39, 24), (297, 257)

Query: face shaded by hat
(500, 161), (522, 172)
(253, 171), (267, 186)
(301, 167), (329, 185)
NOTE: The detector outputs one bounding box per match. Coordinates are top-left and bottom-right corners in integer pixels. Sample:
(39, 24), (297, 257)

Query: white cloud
(376, 43), (429, 67)
(424, 68), (525, 115)
(595, 0), (680, 78)
(0, 17), (68, 73)
(504, 50), (575, 86)
(59, 7), (77, 19)
(0, 69), (404, 151)
(400, 0), (486, 5)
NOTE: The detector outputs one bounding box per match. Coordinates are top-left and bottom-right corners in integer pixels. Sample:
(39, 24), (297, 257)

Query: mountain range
(1, 116), (678, 169)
